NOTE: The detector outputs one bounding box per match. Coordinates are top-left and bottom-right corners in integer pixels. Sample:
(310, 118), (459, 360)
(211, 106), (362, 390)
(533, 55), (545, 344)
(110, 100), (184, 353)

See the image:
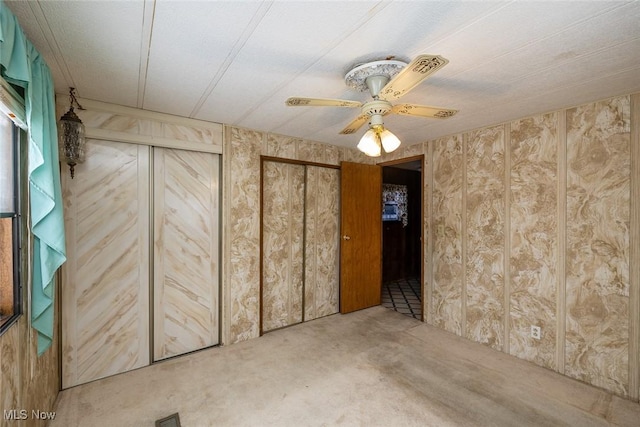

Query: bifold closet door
(262, 162), (305, 332)
(304, 166), (340, 320)
(153, 148), (220, 361)
(261, 162), (340, 333)
(62, 140), (150, 389)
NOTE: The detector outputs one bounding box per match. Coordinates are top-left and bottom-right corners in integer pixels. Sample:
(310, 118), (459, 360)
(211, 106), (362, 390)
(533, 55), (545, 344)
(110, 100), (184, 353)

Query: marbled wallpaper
(382, 141), (426, 162)
(265, 134), (298, 160)
(265, 133), (342, 166)
(432, 135), (463, 335)
(408, 93), (637, 399)
(509, 113), (558, 369)
(227, 128), (262, 342)
(565, 96), (630, 395)
(262, 162), (305, 332)
(465, 126), (505, 351)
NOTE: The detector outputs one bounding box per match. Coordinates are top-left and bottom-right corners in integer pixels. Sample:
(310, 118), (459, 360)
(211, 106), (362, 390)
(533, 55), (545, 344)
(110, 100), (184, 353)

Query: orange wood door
(340, 161), (382, 313)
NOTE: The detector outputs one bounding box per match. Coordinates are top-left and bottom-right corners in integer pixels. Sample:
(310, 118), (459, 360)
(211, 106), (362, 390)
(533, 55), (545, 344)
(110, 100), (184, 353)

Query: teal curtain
(0, 1), (66, 355)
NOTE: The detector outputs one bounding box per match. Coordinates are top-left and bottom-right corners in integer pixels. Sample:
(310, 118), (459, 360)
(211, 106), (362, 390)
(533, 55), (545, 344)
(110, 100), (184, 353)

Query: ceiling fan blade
(340, 114), (369, 134)
(286, 97), (362, 108)
(392, 104), (458, 119)
(378, 55), (449, 101)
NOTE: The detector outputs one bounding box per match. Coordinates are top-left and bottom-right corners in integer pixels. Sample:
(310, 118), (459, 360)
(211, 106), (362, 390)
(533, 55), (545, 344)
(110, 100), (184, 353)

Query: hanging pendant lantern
(58, 88), (85, 179)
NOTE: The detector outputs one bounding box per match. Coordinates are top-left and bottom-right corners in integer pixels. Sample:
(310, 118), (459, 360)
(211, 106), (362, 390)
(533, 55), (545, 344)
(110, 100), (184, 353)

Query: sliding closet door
(261, 162), (305, 332)
(153, 148), (220, 361)
(304, 166), (340, 320)
(62, 140), (150, 389)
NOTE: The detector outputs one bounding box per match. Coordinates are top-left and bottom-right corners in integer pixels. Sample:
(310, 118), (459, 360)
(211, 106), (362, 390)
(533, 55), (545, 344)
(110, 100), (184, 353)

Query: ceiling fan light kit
(357, 128), (381, 157)
(379, 128), (401, 152)
(286, 54), (458, 157)
(356, 114), (401, 157)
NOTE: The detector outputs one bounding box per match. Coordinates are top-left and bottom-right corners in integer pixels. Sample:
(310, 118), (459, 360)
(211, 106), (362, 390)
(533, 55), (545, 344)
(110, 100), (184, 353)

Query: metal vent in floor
(155, 413), (181, 427)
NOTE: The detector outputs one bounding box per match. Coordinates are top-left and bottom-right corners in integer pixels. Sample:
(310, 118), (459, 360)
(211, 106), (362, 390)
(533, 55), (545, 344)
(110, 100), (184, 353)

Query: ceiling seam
(502, 35), (640, 84)
(436, 1), (632, 80)
(447, 34), (640, 99)
(421, 0), (516, 53)
(236, 1), (394, 127)
(30, 0), (76, 90)
(137, 0), (156, 109)
(189, 1), (274, 118)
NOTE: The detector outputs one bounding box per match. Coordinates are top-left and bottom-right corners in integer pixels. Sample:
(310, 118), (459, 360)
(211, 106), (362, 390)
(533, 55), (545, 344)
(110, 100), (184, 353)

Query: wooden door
(61, 140), (150, 388)
(153, 148), (220, 360)
(340, 162), (382, 313)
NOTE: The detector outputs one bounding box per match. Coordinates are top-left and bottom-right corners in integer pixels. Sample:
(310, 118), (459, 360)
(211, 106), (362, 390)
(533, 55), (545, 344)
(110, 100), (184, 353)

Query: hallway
(50, 306), (640, 426)
(381, 277), (422, 320)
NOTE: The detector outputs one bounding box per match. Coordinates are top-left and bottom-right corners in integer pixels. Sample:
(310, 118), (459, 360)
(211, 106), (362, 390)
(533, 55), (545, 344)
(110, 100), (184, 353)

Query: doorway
(379, 156), (423, 320)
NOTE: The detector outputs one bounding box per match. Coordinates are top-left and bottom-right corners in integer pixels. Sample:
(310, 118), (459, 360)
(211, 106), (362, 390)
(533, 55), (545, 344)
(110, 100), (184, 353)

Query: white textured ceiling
(6, 1), (640, 149)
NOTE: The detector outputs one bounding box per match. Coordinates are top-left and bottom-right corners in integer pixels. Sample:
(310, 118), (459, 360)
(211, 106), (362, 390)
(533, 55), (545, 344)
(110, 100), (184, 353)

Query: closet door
(62, 140), (150, 389)
(304, 166), (340, 320)
(153, 148), (220, 361)
(261, 161), (340, 333)
(261, 162), (305, 332)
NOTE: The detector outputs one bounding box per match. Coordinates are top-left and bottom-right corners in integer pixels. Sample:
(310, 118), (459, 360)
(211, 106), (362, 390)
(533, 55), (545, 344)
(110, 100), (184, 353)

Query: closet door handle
(342, 235), (351, 241)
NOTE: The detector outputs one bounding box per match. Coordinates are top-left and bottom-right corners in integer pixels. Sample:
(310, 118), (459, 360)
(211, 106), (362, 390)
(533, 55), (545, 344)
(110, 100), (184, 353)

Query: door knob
(342, 235), (351, 241)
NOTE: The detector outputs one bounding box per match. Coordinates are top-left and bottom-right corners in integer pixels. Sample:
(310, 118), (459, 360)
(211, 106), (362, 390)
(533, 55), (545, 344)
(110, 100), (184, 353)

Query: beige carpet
(51, 306), (640, 426)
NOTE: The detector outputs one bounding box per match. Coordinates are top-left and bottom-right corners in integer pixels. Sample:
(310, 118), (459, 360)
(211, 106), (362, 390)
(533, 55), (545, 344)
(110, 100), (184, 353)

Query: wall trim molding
(72, 97), (224, 132)
(426, 142), (434, 325)
(556, 109), (567, 375)
(221, 128), (232, 346)
(504, 123), (511, 355)
(629, 93), (640, 401)
(461, 133), (468, 338)
(85, 128), (223, 154)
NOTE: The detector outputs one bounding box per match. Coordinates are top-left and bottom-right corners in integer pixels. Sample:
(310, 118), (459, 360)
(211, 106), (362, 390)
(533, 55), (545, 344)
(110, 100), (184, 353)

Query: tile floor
(381, 276), (422, 320)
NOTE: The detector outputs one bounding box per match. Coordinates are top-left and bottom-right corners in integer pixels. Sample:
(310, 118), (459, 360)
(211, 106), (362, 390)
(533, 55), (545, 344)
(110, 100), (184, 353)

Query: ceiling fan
(286, 54), (458, 156)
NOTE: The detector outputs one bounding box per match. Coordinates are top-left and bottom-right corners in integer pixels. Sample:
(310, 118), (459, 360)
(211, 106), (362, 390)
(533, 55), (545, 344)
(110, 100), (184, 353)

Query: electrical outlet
(530, 325), (541, 340)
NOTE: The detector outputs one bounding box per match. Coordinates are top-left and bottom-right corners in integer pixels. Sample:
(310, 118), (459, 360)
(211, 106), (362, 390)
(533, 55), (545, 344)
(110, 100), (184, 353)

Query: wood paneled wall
(383, 92), (639, 401)
(0, 147), (58, 426)
(0, 312), (59, 426)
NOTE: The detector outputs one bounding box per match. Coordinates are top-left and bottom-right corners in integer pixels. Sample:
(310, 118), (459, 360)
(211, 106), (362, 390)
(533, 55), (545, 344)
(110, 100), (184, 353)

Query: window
(0, 112), (22, 334)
